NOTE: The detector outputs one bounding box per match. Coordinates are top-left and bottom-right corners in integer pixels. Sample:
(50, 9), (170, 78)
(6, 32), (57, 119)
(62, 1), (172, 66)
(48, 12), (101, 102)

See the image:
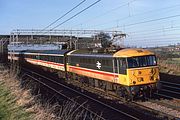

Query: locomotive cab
(113, 49), (160, 99)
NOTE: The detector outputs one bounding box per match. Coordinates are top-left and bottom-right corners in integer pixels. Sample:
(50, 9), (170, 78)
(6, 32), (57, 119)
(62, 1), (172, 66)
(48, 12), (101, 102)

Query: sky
(1, 0), (180, 47)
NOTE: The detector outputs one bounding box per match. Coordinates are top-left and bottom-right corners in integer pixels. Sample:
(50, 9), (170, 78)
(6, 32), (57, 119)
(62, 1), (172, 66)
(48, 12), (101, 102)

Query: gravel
(137, 101), (180, 118)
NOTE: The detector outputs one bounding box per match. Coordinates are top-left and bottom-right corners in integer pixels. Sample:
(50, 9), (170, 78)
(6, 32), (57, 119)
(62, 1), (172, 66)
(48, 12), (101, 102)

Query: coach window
(113, 58), (118, 73)
(46, 56), (48, 61)
(49, 56), (51, 61)
(59, 56), (63, 63)
(54, 56), (56, 62)
(58, 56), (61, 63)
(55, 56), (57, 62)
(44, 56), (46, 60)
(55, 56), (58, 63)
(52, 56), (54, 62)
(53, 56), (55, 62)
(80, 58), (83, 63)
(50, 56), (52, 61)
(36, 55), (40, 59)
(43, 56), (46, 60)
(56, 56), (58, 62)
(44, 56), (46, 61)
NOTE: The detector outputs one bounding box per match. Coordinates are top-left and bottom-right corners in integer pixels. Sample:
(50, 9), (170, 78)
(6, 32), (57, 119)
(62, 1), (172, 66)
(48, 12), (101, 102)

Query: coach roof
(24, 50), (69, 55)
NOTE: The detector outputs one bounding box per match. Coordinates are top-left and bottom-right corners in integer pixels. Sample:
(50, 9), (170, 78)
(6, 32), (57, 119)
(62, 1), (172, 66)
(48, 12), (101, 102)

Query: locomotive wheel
(125, 91), (133, 101)
(120, 87), (133, 101)
(89, 78), (95, 87)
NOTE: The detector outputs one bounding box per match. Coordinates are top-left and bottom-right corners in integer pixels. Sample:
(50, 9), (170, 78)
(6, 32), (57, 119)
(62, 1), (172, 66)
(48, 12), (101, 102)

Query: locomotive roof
(113, 48), (154, 57)
(69, 48), (154, 58)
(68, 48), (115, 57)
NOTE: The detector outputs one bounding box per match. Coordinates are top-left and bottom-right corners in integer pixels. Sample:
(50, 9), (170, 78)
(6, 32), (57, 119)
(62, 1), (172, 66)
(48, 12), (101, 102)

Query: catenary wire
(73, 1), (180, 27)
(50, 0), (101, 31)
(104, 14), (180, 30)
(70, 0), (137, 29)
(38, 0), (86, 33)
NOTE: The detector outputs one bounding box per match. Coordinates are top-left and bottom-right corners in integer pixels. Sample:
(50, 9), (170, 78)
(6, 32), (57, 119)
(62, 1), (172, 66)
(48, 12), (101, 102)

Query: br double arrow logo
(96, 61), (101, 69)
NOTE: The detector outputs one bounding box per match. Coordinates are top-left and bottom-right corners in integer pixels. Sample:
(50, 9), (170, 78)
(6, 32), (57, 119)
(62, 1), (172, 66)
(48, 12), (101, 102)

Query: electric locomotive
(8, 48), (160, 100)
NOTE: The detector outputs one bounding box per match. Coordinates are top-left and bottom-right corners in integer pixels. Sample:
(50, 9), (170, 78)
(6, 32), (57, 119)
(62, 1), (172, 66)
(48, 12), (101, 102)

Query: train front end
(114, 49), (160, 99)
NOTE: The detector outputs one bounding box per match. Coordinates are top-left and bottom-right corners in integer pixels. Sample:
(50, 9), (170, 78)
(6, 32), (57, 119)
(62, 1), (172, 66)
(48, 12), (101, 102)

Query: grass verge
(0, 82), (32, 120)
(0, 64), (102, 120)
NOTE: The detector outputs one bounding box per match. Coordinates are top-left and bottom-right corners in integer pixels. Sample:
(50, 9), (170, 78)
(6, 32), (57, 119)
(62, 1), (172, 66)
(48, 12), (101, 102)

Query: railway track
(22, 67), (141, 120)
(20, 66), (176, 120)
(159, 73), (180, 99)
(157, 81), (180, 99)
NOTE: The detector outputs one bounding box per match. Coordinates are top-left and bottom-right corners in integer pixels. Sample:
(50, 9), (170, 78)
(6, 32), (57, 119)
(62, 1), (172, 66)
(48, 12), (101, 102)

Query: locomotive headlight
(133, 81), (136, 84)
(137, 77), (143, 82)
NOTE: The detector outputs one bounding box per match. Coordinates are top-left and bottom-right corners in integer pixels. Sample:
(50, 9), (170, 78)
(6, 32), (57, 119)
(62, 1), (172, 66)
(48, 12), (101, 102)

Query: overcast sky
(1, 0), (180, 47)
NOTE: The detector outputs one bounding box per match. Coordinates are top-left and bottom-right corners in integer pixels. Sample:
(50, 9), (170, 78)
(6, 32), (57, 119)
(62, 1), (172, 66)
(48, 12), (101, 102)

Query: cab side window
(119, 58), (127, 75)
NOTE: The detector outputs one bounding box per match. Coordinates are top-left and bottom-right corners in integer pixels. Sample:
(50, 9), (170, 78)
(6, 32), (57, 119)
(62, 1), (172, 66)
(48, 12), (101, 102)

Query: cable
(125, 41), (179, 47)
(40, 0), (86, 32)
(73, 2), (180, 29)
(50, 0), (101, 30)
(104, 14), (180, 30)
(129, 28), (180, 37)
(128, 35), (180, 41)
(128, 25), (180, 35)
(71, 0), (137, 29)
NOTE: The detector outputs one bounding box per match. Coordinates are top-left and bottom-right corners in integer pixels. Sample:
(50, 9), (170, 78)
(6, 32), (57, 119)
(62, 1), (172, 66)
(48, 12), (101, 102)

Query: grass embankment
(159, 59), (180, 75)
(0, 65), (33, 120)
(0, 65), (56, 120)
(154, 50), (180, 75)
(0, 64), (101, 120)
(0, 83), (31, 120)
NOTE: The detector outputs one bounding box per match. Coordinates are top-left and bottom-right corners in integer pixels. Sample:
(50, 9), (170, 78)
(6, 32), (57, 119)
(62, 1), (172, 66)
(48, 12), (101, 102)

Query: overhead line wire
(128, 25), (180, 35)
(126, 39), (180, 44)
(73, 2), (180, 30)
(105, 14), (180, 30)
(129, 33), (180, 40)
(84, 4), (180, 29)
(40, 0), (86, 33)
(50, 0), (101, 30)
(71, 0), (137, 28)
(128, 27), (180, 36)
